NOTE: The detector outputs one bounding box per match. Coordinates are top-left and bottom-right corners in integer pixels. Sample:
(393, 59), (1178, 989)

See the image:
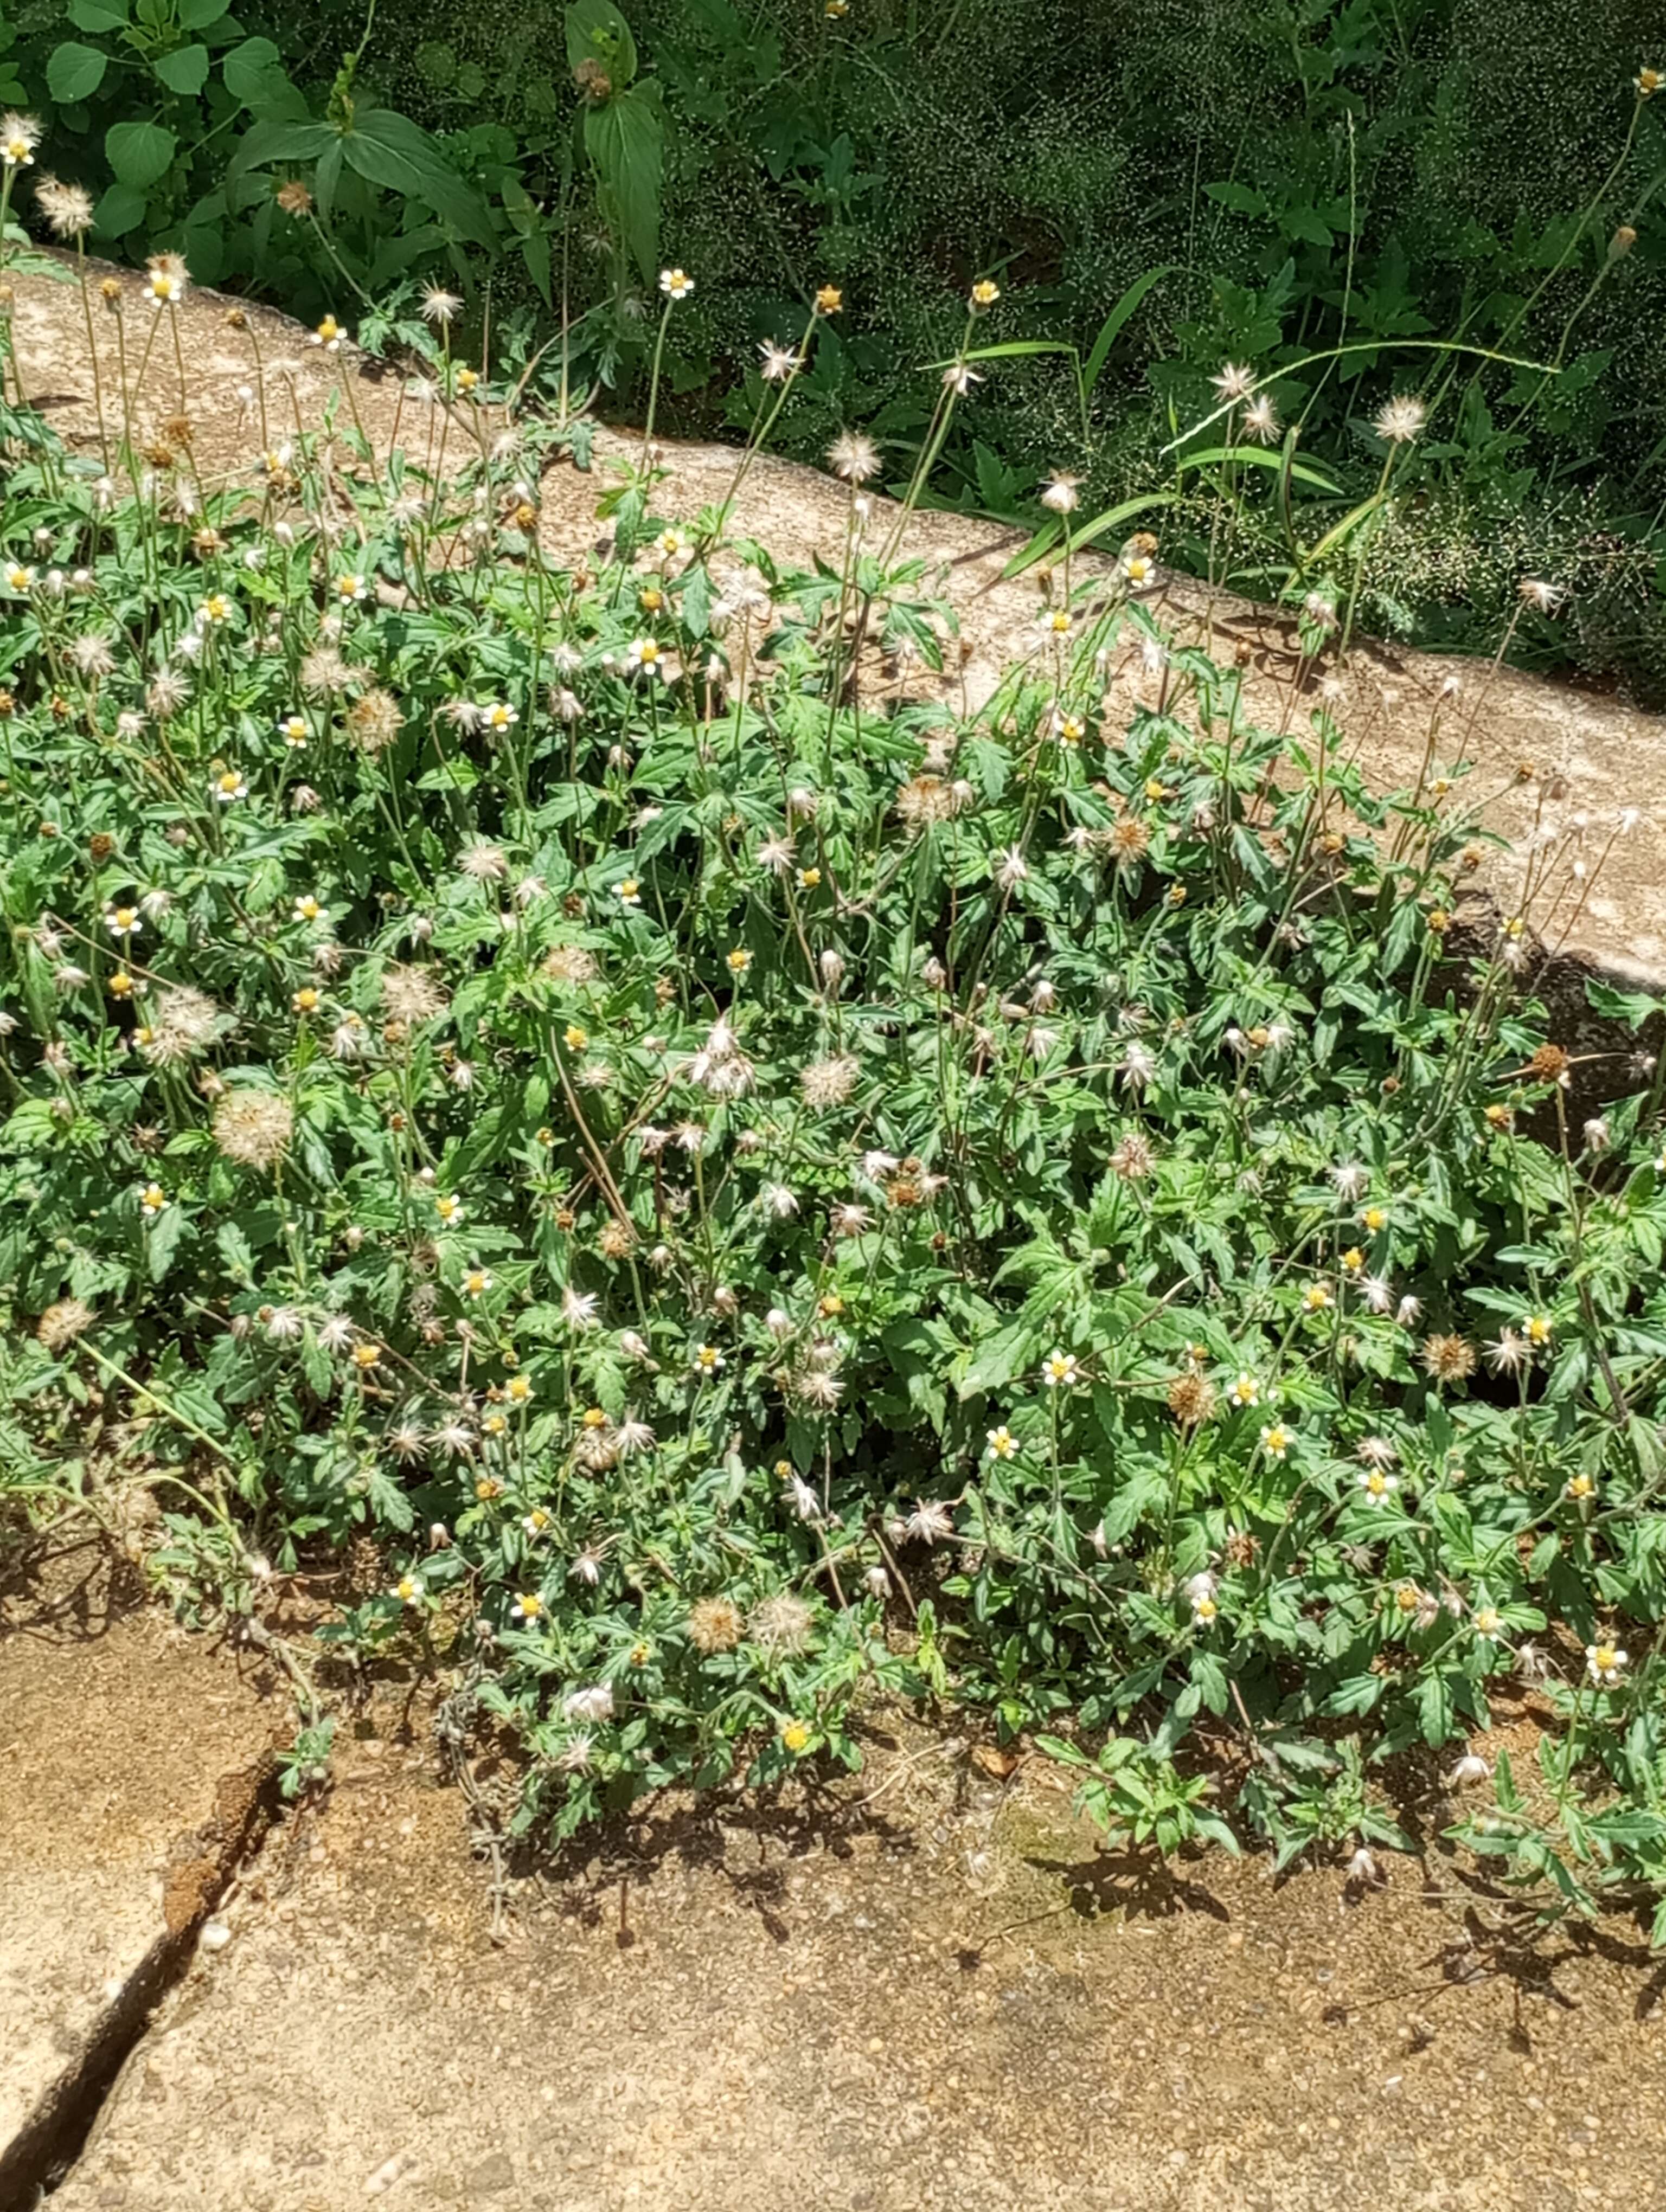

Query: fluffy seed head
(213, 1089), (294, 1170)
(748, 1592), (817, 1657)
(381, 964), (449, 1025)
(1421, 1333), (1476, 1386)
(828, 432), (880, 484)
(37, 1297), (95, 1352)
(687, 1596), (745, 1653)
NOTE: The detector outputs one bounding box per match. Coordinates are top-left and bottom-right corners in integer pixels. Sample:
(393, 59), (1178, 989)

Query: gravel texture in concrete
(44, 1701), (1666, 2212)
(0, 1539), (279, 2196)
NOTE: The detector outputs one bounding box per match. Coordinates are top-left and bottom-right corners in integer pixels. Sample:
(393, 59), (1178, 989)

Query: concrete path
(20, 1656), (1665, 2212)
(0, 1539), (280, 2201)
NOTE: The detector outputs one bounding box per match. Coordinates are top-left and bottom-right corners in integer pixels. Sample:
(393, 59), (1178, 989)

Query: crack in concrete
(0, 1755), (283, 2207)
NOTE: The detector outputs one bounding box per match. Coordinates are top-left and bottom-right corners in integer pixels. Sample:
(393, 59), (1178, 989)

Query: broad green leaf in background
(105, 119), (178, 191)
(92, 181), (149, 236)
(153, 43), (212, 96)
(585, 79), (662, 284)
(47, 40), (110, 101)
(222, 36), (302, 111)
(338, 108), (497, 247)
(226, 114), (339, 181)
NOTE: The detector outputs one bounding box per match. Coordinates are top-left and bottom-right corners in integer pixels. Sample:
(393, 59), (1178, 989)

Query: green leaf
(105, 119), (178, 190)
(48, 40), (110, 102)
(565, 0), (638, 86)
(952, 339), (1079, 366)
(1586, 978), (1663, 1032)
(1176, 445), (1344, 495)
(68, 0), (129, 26)
(1282, 204), (1334, 247)
(1415, 1670), (1453, 1748)
(1034, 1733), (1092, 1770)
(1204, 181), (1269, 216)
(1321, 1673), (1382, 1716)
(222, 35), (300, 110)
(153, 43), (211, 95)
(93, 179), (149, 236)
(340, 110), (496, 246)
(1080, 265), (1174, 408)
(177, 0), (232, 22)
(216, 1220), (255, 1280)
(584, 79), (662, 282)
(1003, 492), (1176, 581)
(146, 1206), (185, 1284)
(956, 1316), (1045, 1400)
(226, 113), (335, 181)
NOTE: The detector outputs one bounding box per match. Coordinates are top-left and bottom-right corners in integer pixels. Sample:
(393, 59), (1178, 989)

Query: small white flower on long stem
(1586, 1641), (1627, 1686)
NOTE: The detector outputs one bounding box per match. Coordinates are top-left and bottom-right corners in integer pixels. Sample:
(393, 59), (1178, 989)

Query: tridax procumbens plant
(3, 140), (1666, 1934)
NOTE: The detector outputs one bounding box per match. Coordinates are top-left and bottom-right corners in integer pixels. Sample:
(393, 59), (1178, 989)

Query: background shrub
(11, 0), (1666, 684)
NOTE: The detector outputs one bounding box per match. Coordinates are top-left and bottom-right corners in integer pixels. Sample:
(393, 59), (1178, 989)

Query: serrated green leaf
(105, 119), (178, 190)
(152, 42), (211, 94)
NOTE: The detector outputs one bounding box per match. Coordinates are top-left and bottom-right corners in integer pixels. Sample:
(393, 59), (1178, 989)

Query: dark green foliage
(9, 4), (1666, 716)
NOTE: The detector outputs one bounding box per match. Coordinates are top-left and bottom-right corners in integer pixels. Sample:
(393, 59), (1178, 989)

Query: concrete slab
(0, 1538), (281, 2198)
(47, 1709), (1666, 2212)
